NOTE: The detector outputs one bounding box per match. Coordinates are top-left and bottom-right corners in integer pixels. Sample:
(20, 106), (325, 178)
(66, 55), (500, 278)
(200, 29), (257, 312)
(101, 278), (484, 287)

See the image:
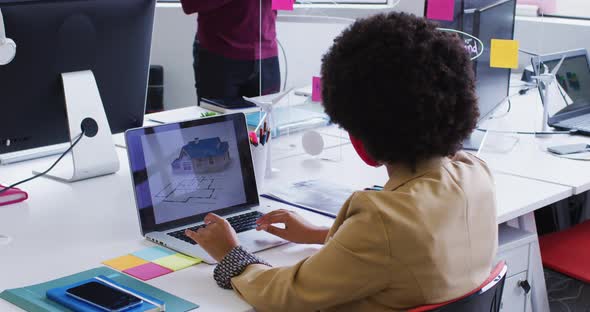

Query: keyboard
(555, 114), (590, 132)
(167, 211), (265, 245)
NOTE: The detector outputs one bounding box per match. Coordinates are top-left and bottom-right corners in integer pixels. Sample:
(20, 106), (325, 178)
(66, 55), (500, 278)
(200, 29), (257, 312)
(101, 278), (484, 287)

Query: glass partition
(181, 0), (267, 106)
(255, 0), (425, 168)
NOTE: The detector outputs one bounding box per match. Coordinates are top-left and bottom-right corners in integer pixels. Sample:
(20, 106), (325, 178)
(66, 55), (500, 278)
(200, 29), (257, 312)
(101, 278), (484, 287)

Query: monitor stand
(33, 70), (120, 182)
(462, 130), (487, 151)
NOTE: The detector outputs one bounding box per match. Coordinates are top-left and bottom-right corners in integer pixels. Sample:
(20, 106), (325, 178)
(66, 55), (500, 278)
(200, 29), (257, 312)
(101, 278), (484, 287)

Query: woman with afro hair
(185, 12), (498, 312)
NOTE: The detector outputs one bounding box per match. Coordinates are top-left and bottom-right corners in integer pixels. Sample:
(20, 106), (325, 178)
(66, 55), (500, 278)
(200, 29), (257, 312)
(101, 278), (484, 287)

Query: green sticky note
(153, 253), (202, 271)
(490, 39), (519, 69)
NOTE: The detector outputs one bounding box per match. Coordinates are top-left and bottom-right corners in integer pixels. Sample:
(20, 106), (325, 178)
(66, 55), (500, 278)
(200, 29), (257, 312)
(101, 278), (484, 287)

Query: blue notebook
(46, 275), (164, 312)
(0, 267), (199, 312)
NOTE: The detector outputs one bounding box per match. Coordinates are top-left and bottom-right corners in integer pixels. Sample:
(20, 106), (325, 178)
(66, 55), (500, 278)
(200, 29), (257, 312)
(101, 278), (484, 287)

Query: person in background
(185, 12), (498, 311)
(180, 0), (280, 103)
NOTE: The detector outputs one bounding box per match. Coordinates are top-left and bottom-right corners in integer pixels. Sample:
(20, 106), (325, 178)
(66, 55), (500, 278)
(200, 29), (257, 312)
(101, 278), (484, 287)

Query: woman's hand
(256, 209), (329, 244)
(185, 213), (239, 262)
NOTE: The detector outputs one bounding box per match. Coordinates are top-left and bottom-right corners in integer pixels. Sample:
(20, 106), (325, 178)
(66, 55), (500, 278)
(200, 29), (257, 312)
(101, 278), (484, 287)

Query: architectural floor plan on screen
(155, 175), (227, 203)
(156, 136), (232, 204)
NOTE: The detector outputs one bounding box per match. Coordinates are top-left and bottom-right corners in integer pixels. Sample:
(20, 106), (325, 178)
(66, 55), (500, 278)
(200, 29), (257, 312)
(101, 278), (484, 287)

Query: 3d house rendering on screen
(172, 137), (231, 174)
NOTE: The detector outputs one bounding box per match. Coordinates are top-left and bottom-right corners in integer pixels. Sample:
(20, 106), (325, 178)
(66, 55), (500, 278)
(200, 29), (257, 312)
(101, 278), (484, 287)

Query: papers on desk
(263, 179), (354, 218)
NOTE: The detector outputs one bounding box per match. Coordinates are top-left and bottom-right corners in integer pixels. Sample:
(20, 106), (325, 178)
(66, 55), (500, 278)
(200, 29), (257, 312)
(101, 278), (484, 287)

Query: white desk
(478, 90), (590, 194)
(0, 148), (333, 312)
(271, 143), (573, 224)
(0, 106), (576, 312)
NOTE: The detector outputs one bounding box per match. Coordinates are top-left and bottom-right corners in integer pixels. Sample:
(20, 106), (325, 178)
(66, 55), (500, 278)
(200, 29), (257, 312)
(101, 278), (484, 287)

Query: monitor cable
(0, 131), (85, 195)
(487, 85), (538, 119)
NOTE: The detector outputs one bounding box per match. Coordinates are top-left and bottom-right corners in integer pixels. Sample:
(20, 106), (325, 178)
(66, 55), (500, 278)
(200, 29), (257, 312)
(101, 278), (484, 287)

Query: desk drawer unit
(500, 272), (529, 312)
(496, 225), (537, 312)
(497, 243), (529, 279)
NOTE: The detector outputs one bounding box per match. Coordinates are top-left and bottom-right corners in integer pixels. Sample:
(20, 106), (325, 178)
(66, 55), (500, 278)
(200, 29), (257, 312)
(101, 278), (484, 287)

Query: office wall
(515, 16), (590, 69)
(151, 4), (197, 110)
(151, 4), (590, 110)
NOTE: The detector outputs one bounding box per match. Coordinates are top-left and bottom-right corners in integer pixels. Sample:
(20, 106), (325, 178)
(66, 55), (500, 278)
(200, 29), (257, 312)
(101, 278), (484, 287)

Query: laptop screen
(543, 55), (590, 105)
(125, 113), (259, 233)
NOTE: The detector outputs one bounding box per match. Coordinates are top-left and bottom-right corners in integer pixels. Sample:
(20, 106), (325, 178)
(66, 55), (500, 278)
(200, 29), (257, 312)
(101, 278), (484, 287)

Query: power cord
(277, 38), (288, 92)
(0, 131), (85, 195)
(487, 86), (538, 119)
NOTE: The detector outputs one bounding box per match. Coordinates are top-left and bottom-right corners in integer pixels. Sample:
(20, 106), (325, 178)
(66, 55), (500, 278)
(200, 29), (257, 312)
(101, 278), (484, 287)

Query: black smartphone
(65, 281), (142, 312)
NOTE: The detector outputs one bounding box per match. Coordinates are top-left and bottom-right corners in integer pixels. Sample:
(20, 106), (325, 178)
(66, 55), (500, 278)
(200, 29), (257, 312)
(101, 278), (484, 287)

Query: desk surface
(0, 106), (575, 312)
(0, 147), (333, 312)
(478, 90), (590, 194)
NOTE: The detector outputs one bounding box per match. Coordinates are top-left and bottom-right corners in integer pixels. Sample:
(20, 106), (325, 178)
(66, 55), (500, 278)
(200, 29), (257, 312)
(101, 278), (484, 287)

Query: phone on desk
(547, 143), (590, 155)
(65, 281), (142, 311)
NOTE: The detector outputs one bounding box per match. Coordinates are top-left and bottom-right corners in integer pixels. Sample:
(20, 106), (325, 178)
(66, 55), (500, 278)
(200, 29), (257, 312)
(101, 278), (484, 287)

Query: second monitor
(0, 0), (156, 163)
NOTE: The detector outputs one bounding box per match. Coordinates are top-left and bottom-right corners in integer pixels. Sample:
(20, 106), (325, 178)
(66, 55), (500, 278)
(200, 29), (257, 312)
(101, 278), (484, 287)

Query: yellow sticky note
(490, 39), (519, 69)
(153, 253), (202, 271)
(102, 254), (148, 271)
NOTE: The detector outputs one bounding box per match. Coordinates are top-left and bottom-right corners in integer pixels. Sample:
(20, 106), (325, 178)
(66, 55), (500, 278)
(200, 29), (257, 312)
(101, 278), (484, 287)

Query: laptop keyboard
(167, 211), (265, 245)
(556, 115), (590, 132)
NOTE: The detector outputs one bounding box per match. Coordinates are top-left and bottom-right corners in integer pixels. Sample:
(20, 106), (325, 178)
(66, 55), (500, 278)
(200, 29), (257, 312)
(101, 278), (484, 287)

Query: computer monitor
(473, 0), (517, 121)
(424, 0), (516, 149)
(0, 0), (155, 161)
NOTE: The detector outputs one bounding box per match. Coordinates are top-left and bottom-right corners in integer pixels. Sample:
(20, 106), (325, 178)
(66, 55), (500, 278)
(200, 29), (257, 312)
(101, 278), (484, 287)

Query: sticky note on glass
(426, 0), (455, 21)
(312, 76), (322, 102)
(272, 0), (293, 11)
(123, 262), (173, 281)
(153, 253), (202, 271)
(132, 246), (175, 261)
(490, 39), (519, 69)
(102, 255), (148, 271)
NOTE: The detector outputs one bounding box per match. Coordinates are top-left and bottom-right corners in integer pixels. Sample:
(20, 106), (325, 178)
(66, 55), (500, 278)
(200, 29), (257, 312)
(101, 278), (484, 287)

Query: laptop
(532, 49), (590, 134)
(125, 113), (287, 264)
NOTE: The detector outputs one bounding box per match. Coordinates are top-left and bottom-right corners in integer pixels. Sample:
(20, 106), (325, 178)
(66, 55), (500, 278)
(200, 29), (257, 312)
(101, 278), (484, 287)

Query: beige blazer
(231, 151), (498, 311)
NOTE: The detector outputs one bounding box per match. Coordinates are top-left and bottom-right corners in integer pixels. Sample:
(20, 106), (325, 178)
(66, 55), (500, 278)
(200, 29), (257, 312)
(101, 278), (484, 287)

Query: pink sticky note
(426, 0), (455, 22)
(312, 76), (322, 102)
(272, 0), (293, 11)
(123, 262), (173, 281)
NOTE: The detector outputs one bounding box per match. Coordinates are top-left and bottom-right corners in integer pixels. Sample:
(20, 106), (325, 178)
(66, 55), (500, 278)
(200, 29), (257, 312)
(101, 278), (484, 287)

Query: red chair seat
(408, 261), (507, 312)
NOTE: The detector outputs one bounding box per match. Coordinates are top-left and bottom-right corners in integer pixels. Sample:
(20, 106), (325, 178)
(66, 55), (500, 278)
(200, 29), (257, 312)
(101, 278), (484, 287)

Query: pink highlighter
(249, 131), (259, 147)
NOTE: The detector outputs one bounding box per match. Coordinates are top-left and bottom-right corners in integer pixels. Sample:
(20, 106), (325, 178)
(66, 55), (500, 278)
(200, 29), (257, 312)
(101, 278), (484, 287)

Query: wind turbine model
(242, 88), (294, 177)
(532, 55), (565, 132)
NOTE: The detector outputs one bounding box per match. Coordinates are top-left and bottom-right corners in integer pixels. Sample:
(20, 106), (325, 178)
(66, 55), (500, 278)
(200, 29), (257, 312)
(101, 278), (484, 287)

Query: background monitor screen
(425, 0), (517, 122)
(544, 55), (590, 105)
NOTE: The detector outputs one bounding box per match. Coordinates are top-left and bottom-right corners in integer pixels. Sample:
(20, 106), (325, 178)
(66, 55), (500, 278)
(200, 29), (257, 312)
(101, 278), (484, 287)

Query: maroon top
(181, 0), (278, 60)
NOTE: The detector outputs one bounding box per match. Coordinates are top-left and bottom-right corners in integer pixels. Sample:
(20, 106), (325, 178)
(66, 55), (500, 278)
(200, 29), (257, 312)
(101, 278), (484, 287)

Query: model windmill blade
(243, 87), (293, 112)
(550, 55), (566, 76)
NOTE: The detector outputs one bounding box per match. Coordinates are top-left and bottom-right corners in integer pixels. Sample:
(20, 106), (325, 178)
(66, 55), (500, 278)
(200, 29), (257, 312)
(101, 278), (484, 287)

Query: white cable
(437, 27), (485, 61)
(277, 38), (288, 91)
(0, 9), (6, 40)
